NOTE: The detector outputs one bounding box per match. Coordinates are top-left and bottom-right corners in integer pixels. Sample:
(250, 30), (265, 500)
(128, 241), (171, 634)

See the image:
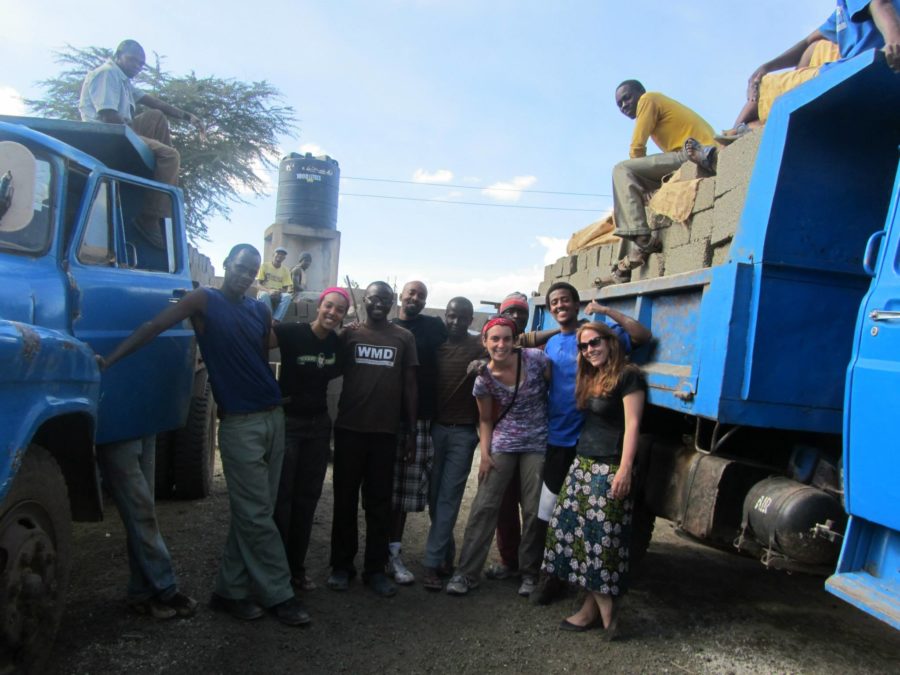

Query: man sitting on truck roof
(609, 80), (716, 283)
(78, 39), (206, 248)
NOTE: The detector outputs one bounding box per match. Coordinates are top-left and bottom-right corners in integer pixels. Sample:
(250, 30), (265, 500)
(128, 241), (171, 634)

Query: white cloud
(482, 175), (536, 202)
(0, 86), (26, 116)
(462, 176), (481, 184)
(412, 168), (453, 183)
(434, 190), (464, 201)
(298, 142), (327, 157)
(536, 235), (569, 265)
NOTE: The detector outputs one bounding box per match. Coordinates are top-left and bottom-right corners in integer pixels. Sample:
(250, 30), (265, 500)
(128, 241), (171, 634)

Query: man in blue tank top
(100, 244), (310, 627)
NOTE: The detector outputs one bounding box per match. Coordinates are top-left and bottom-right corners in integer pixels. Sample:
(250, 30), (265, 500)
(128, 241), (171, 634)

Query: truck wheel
(154, 432), (175, 500)
(0, 445), (71, 674)
(172, 377), (217, 500)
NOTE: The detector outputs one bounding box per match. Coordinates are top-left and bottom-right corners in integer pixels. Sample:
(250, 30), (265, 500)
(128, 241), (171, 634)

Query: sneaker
(326, 570), (350, 592)
(518, 575), (537, 597)
(485, 562), (516, 581)
(529, 574), (564, 606)
(158, 591), (198, 618)
(421, 567), (444, 591)
(128, 598), (177, 620)
(209, 593), (265, 621)
(388, 553), (415, 585)
(446, 574), (479, 596)
(270, 597), (311, 626)
(364, 572), (397, 598)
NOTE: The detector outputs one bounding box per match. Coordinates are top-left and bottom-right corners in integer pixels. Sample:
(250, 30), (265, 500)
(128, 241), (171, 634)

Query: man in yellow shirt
(257, 246), (293, 322)
(610, 80), (716, 280)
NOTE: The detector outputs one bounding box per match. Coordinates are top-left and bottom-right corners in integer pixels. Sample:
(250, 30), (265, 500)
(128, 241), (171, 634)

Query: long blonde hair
(574, 322), (629, 408)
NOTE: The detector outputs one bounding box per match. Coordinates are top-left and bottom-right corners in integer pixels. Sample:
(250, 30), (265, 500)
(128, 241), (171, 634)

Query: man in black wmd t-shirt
(388, 280), (448, 585)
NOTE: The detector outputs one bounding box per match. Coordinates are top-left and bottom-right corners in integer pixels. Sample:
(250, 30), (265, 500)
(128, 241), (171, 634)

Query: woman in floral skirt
(541, 322), (646, 636)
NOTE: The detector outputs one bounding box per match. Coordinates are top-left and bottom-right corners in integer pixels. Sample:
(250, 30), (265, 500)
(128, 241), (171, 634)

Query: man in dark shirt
(273, 288), (349, 592)
(98, 244), (309, 627)
(387, 281), (448, 585)
(328, 281), (418, 597)
(421, 297), (485, 589)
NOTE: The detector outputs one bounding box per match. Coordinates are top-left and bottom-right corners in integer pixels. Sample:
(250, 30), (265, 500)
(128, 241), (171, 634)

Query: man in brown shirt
(420, 297), (486, 590)
(328, 281), (418, 598)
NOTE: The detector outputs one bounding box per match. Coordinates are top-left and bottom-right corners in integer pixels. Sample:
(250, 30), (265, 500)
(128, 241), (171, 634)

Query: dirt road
(49, 458), (900, 674)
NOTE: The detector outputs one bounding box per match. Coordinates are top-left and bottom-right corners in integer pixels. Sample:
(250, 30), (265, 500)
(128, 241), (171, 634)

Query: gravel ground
(47, 453), (900, 674)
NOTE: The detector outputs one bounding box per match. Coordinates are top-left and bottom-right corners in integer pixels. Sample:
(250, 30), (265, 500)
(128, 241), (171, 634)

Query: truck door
(67, 175), (193, 444)
(826, 155), (900, 630)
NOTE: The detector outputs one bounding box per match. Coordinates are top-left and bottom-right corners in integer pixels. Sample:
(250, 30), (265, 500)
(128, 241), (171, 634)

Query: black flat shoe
(559, 617), (600, 633)
(209, 593), (264, 621)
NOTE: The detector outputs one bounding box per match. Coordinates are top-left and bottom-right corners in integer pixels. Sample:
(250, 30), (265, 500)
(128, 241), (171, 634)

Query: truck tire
(171, 375), (217, 500)
(0, 445), (71, 674)
(154, 432), (175, 500)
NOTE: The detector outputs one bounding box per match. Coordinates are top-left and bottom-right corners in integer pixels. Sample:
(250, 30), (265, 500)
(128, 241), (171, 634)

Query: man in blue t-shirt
(100, 244), (310, 627)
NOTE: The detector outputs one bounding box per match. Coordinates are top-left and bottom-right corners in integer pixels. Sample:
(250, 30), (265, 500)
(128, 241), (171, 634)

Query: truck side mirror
(0, 141), (37, 232)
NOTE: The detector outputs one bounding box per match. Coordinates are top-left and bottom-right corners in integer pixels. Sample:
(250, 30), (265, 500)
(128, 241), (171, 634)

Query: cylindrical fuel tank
(742, 476), (844, 566)
(274, 153), (340, 229)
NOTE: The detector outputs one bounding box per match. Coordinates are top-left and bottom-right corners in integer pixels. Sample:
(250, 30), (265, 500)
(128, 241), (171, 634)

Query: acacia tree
(26, 45), (296, 241)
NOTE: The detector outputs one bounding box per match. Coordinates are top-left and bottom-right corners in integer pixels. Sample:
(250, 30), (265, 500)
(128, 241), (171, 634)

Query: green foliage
(26, 45), (296, 241)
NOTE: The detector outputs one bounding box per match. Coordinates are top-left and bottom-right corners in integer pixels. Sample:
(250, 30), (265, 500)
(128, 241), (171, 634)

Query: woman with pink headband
(272, 286), (350, 597)
(446, 316), (551, 597)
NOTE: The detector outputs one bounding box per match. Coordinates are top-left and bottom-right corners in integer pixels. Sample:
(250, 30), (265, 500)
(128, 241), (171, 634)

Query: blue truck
(0, 116), (216, 670)
(533, 51), (900, 629)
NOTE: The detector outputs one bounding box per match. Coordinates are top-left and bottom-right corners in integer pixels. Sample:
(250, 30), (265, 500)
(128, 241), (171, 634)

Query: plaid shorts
(392, 419), (433, 512)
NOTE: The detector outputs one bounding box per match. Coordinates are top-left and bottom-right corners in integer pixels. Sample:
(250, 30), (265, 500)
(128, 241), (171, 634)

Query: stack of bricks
(537, 130), (762, 296)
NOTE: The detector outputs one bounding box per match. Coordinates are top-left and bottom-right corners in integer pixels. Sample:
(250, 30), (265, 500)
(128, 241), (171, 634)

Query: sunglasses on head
(577, 336), (606, 351)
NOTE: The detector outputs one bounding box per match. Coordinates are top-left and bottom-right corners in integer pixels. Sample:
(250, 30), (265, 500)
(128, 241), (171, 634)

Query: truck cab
(0, 116), (196, 671)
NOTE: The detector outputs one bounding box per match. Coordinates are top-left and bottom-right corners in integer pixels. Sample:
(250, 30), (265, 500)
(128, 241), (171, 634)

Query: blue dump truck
(0, 116), (216, 670)
(534, 50), (899, 629)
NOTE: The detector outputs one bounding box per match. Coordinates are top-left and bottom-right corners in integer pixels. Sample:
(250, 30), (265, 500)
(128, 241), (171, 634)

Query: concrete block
(563, 255), (578, 276)
(661, 221), (691, 249)
(715, 130), (762, 197)
(633, 252), (665, 281)
(544, 263), (554, 281)
(595, 245), (615, 271)
(675, 160), (714, 182)
(665, 238), (712, 276)
(711, 243), (732, 267)
(537, 278), (552, 296)
(692, 177), (716, 214)
(568, 269), (591, 292)
(711, 184), (747, 246)
(689, 209), (715, 242)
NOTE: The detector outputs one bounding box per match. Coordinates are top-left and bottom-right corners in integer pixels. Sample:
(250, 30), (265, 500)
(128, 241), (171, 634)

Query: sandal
(422, 567), (444, 591)
(684, 138), (718, 173)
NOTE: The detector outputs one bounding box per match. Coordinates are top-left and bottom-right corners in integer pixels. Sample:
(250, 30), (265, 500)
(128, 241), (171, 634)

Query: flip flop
(684, 138), (717, 173)
(714, 123), (750, 145)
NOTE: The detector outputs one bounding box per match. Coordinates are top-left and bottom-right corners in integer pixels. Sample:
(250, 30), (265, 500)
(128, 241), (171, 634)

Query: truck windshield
(0, 156), (53, 254)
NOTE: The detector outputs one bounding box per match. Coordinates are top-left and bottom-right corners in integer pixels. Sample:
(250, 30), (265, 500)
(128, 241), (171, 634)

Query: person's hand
(477, 450), (496, 484)
(94, 354), (108, 372)
(467, 358), (488, 377)
(585, 301), (608, 316)
(884, 43), (900, 72)
(746, 67), (766, 101)
(610, 467), (632, 500)
(404, 431), (417, 462)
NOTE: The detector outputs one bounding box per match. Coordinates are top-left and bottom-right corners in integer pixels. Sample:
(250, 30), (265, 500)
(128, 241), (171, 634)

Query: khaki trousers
(612, 149), (687, 237)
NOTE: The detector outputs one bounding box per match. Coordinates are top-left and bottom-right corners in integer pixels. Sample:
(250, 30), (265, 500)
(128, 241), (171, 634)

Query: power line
(340, 192), (605, 212)
(342, 175), (612, 198)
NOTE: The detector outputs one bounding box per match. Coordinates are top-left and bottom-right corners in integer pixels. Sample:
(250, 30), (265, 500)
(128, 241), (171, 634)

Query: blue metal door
(67, 174), (193, 444)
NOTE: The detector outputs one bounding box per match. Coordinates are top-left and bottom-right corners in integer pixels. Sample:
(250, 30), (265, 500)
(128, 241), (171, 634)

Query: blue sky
(1, 1), (830, 309)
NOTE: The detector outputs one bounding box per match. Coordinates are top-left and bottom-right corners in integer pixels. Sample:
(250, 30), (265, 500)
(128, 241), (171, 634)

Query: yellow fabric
(758, 41), (839, 122)
(566, 214), (620, 254)
(648, 176), (702, 224)
(629, 92), (716, 159)
(257, 261), (292, 291)
(808, 39), (840, 68)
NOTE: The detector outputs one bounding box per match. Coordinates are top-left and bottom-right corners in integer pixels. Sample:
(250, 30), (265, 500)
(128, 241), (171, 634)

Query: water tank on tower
(275, 153), (340, 229)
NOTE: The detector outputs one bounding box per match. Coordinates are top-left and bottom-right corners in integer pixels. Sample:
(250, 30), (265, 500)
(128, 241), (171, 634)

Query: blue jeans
(424, 423), (478, 568)
(258, 290), (292, 321)
(96, 435), (177, 601)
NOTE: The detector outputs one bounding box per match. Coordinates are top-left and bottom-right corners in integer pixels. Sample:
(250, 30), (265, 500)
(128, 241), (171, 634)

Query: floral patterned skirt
(541, 455), (633, 596)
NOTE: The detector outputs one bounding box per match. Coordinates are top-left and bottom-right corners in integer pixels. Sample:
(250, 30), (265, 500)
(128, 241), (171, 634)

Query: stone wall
(538, 130), (762, 296)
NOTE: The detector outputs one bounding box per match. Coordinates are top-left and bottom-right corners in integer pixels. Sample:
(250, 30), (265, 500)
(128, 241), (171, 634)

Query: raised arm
(99, 288), (206, 370)
(586, 302), (652, 348)
(137, 93), (206, 133)
(747, 30), (826, 97)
